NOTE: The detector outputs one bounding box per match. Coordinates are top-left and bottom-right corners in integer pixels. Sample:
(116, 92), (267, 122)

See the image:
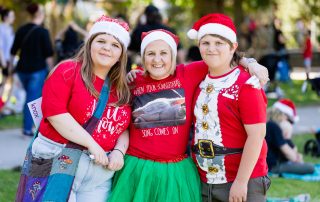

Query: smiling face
(143, 40), (174, 80)
(199, 34), (238, 76)
(90, 33), (123, 73)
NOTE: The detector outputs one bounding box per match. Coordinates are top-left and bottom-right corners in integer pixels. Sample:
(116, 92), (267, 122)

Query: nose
(102, 43), (111, 51)
(207, 44), (216, 52)
(153, 53), (161, 62)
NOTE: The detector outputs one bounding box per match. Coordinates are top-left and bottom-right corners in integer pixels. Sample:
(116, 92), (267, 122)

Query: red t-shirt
(126, 62), (208, 161)
(192, 67), (268, 184)
(303, 37), (312, 58)
(39, 60), (131, 151)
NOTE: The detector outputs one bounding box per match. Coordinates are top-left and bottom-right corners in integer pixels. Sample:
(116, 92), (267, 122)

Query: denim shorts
(32, 133), (115, 202)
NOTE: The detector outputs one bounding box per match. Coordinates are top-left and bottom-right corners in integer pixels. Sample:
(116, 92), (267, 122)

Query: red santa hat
(187, 13), (237, 43)
(88, 15), (130, 49)
(273, 99), (299, 123)
(140, 29), (179, 58)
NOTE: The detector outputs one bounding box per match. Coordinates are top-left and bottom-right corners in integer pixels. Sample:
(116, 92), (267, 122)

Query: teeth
(153, 65), (163, 68)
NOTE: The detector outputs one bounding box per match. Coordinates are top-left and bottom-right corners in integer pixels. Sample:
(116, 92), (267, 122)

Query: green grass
(268, 80), (320, 107)
(268, 134), (320, 201)
(0, 114), (22, 129)
(0, 170), (20, 201)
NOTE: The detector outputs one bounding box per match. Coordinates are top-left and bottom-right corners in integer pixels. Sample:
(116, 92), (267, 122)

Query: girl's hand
(87, 141), (109, 166)
(107, 149), (124, 171)
(126, 69), (142, 83)
(247, 61), (269, 86)
(229, 180), (248, 202)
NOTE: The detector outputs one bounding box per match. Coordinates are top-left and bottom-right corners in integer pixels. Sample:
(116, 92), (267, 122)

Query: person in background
(30, 15), (131, 201)
(10, 3), (54, 136)
(0, 6), (16, 113)
(55, 21), (87, 63)
(128, 4), (185, 67)
(188, 13), (270, 202)
(302, 30), (312, 88)
(266, 99), (315, 175)
(0, 6), (15, 76)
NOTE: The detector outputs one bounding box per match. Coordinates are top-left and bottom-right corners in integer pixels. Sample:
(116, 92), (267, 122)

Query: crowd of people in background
(0, 2), (318, 202)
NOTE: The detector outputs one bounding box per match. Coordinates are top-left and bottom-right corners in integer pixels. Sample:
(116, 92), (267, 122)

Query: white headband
(140, 31), (177, 57)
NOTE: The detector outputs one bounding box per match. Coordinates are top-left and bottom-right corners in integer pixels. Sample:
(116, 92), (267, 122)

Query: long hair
(201, 34), (244, 67)
(74, 33), (130, 106)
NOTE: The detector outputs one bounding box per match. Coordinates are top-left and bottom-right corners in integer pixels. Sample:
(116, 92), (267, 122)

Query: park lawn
(0, 114), (22, 130)
(267, 134), (320, 201)
(0, 134), (319, 201)
(0, 169), (20, 200)
(268, 79), (320, 107)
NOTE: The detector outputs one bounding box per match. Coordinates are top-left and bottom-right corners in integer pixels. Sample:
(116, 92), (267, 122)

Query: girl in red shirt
(32, 15), (131, 201)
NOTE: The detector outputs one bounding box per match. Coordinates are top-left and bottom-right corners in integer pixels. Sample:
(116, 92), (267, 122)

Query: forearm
(235, 124), (266, 183)
(113, 130), (129, 154)
(281, 144), (300, 162)
(235, 135), (264, 183)
(46, 56), (54, 70)
(47, 113), (96, 148)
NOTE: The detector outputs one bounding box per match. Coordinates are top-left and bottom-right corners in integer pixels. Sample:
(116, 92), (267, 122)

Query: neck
(32, 18), (42, 25)
(208, 65), (234, 77)
(93, 66), (111, 80)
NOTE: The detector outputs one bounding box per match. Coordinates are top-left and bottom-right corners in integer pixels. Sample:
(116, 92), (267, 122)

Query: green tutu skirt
(108, 155), (201, 202)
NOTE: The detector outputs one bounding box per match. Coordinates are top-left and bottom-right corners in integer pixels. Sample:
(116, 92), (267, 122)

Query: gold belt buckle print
(198, 139), (215, 158)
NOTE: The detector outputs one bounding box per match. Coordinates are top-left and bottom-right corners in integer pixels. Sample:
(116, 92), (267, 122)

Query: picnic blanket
(281, 164), (320, 181)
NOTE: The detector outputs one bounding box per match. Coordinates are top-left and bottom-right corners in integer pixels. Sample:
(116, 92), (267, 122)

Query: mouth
(152, 64), (164, 69)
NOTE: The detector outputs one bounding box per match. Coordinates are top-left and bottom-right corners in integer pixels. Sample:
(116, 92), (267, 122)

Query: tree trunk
(192, 0), (225, 20)
(233, 0), (244, 29)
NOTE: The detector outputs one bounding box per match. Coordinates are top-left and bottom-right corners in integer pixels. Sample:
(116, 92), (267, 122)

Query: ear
(231, 42), (238, 51)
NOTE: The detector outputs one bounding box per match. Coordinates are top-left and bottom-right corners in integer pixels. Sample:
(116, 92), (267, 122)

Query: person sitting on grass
(266, 99), (315, 175)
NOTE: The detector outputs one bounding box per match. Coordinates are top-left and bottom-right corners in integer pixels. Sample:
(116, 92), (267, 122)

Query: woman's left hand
(107, 150), (124, 171)
(229, 180), (248, 202)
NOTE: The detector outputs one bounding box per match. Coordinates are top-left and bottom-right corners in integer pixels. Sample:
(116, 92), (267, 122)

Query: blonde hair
(141, 40), (177, 77)
(267, 107), (286, 123)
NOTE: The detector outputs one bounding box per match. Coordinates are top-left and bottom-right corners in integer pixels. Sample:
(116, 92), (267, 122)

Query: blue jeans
(18, 68), (48, 134)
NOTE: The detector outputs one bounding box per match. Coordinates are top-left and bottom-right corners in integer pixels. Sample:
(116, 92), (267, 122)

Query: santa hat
(273, 99), (299, 123)
(140, 29), (179, 58)
(187, 13), (237, 43)
(88, 15), (130, 49)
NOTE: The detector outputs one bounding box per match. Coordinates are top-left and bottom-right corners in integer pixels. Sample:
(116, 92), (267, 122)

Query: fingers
(93, 153), (109, 166)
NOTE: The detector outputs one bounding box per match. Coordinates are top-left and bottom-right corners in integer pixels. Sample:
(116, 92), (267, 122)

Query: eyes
(200, 40), (226, 47)
(146, 50), (169, 56)
(96, 39), (121, 49)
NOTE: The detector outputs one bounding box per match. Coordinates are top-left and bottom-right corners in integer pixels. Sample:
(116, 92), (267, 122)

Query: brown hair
(47, 33), (130, 106)
(200, 34), (244, 67)
(76, 33), (130, 106)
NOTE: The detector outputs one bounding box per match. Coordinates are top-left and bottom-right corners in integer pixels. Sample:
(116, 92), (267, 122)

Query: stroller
(309, 77), (320, 96)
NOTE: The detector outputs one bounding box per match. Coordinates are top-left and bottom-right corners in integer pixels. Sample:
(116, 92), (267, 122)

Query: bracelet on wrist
(113, 148), (125, 158)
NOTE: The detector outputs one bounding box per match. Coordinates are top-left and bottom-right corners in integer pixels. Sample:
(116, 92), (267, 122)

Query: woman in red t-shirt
(188, 13), (270, 202)
(31, 16), (131, 201)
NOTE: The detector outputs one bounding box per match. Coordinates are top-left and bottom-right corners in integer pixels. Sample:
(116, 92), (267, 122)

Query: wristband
(113, 148), (125, 158)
